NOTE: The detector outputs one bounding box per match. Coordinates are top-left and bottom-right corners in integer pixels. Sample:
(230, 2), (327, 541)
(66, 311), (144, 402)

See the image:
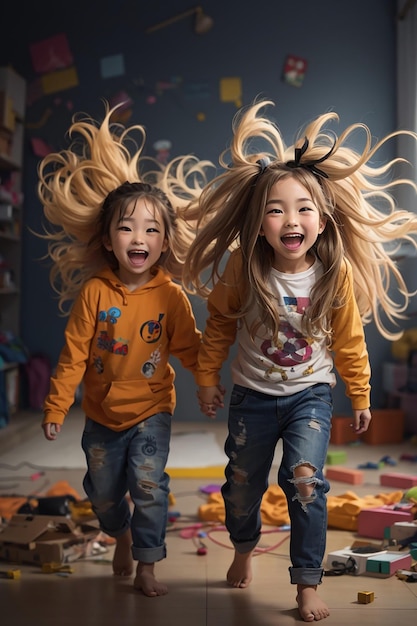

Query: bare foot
(296, 585), (330, 622)
(112, 529), (134, 576)
(134, 562), (168, 597)
(226, 550), (253, 588)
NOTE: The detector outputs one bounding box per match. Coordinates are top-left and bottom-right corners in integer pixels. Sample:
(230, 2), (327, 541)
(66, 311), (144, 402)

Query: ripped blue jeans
(222, 383), (331, 586)
(81, 413), (171, 564)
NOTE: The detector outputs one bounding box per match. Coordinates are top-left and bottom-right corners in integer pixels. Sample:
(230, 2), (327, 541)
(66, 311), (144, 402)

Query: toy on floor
(405, 486), (417, 517)
(357, 591), (374, 603)
(0, 568), (20, 580)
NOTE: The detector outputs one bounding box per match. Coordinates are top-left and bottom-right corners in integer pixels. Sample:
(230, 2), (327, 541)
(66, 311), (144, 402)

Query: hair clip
(286, 136), (335, 179)
(256, 157), (271, 174)
(242, 157), (271, 211)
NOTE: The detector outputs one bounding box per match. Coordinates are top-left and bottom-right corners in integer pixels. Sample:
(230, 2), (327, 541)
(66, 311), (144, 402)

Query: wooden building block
(325, 467), (364, 484)
(380, 472), (417, 489)
(360, 409), (405, 445)
(330, 415), (358, 445)
(358, 506), (414, 539)
(357, 591), (374, 604)
(326, 450), (347, 465)
(385, 521), (417, 542)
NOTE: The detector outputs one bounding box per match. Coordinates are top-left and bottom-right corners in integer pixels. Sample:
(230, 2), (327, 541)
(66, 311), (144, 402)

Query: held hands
(352, 408), (372, 435)
(42, 422), (61, 441)
(197, 384), (226, 419)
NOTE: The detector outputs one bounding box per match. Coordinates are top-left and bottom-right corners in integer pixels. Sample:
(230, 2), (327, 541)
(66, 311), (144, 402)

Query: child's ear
(318, 217), (327, 234)
(103, 236), (112, 251)
(161, 238), (169, 252)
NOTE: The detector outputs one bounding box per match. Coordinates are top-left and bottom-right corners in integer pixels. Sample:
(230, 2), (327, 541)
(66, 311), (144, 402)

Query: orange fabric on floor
(0, 481), (83, 521)
(198, 485), (405, 530)
(0, 496), (29, 521)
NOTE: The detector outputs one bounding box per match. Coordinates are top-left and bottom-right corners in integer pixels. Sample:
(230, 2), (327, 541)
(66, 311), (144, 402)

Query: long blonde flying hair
(183, 99), (417, 341)
(37, 102), (214, 314)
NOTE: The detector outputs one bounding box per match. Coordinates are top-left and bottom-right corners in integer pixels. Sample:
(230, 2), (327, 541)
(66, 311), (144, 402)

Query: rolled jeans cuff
(131, 543), (167, 564)
(289, 566), (324, 586)
(231, 537), (260, 554)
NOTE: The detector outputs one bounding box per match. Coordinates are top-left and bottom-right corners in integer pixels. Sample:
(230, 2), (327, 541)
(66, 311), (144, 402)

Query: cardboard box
(0, 514), (100, 566)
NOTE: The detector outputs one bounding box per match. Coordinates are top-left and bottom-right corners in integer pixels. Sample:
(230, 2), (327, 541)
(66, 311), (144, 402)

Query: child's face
(104, 198), (168, 288)
(260, 176), (326, 273)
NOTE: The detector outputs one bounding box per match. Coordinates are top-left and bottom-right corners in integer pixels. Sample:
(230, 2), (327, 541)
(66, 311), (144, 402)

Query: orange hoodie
(43, 267), (201, 431)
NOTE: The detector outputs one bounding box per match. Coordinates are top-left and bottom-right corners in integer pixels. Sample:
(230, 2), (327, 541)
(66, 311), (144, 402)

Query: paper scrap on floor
(167, 431), (227, 477)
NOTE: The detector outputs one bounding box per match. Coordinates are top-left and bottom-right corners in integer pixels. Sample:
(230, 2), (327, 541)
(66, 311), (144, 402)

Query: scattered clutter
(41, 562), (74, 574)
(396, 569), (417, 582)
(357, 504), (414, 539)
(0, 567), (20, 579)
(326, 544), (412, 578)
(0, 514), (100, 566)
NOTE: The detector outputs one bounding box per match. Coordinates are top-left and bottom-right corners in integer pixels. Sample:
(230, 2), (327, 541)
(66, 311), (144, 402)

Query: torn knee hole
(292, 462), (317, 498)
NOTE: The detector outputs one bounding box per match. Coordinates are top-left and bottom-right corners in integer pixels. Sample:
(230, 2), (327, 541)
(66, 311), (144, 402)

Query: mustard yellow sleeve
(166, 287), (202, 374)
(196, 252), (242, 386)
(43, 291), (94, 426)
(330, 260), (371, 410)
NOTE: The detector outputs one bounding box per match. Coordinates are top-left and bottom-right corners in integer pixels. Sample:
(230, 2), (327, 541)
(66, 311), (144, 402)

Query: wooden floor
(1, 408), (417, 625)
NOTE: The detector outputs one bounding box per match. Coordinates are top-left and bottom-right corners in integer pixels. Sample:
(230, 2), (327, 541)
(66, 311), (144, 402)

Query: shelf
(0, 67), (25, 338)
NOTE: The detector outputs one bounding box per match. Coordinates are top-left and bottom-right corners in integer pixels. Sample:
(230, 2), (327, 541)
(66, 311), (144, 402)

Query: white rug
(0, 427), (227, 472)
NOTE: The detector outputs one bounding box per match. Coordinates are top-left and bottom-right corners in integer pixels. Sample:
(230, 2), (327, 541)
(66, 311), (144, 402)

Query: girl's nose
(286, 215), (298, 227)
(132, 232), (144, 244)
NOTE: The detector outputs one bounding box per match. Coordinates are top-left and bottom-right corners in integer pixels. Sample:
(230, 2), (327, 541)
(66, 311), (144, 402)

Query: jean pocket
(309, 383), (333, 409)
(230, 386), (249, 408)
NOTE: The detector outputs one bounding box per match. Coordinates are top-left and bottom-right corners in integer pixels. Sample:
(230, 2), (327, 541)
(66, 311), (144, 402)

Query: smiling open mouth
(281, 234), (304, 249)
(128, 250), (149, 265)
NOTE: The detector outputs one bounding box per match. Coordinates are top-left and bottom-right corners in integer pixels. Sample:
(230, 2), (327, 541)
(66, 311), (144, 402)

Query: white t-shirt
(231, 260), (336, 395)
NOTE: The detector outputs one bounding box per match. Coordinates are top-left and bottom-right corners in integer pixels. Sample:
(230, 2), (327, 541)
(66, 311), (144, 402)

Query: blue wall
(0, 0), (403, 420)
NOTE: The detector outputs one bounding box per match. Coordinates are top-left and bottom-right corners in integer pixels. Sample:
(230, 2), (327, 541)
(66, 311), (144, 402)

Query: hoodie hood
(95, 266), (172, 297)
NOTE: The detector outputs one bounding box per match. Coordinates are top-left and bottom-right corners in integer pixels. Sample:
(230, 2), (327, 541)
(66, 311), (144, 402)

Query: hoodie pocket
(101, 379), (158, 421)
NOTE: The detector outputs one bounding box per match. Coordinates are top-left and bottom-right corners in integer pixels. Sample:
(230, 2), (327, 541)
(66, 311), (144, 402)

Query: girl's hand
(197, 385), (225, 419)
(42, 422), (61, 441)
(352, 408), (372, 434)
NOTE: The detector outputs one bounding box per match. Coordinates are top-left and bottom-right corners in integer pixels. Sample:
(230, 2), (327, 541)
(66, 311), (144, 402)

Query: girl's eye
(267, 208), (282, 215)
(118, 226), (131, 232)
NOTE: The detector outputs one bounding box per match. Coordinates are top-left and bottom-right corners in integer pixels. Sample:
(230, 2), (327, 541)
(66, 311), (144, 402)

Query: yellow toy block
(357, 590), (374, 604)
